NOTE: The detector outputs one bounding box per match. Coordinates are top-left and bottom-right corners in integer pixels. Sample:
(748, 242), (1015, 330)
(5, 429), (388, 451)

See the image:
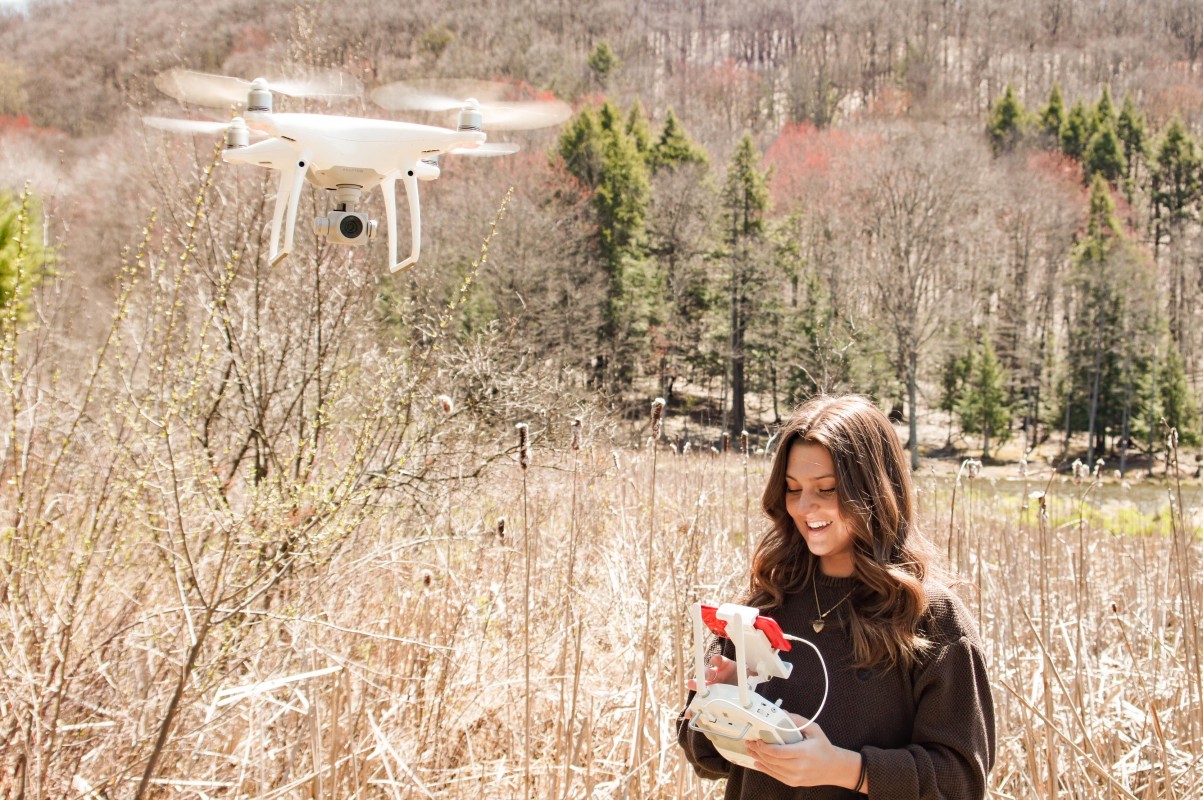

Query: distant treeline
(1, 0), (1201, 465)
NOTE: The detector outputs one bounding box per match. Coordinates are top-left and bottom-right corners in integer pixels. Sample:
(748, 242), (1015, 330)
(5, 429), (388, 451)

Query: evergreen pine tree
(958, 336), (1011, 459)
(1116, 93), (1148, 191)
(1085, 122), (1127, 186)
(1159, 340), (1200, 446)
(649, 109), (708, 171)
(938, 348), (973, 447)
(557, 106), (605, 186)
(987, 84), (1026, 155)
(595, 115), (651, 388)
(1039, 83), (1065, 146)
(1060, 101), (1093, 160)
(556, 102), (653, 389)
(588, 41), (619, 87)
(723, 134), (770, 439)
(626, 101), (652, 157)
(1093, 85), (1117, 129)
(1150, 116), (1202, 229)
(1150, 116), (1203, 349)
(1064, 177), (1157, 464)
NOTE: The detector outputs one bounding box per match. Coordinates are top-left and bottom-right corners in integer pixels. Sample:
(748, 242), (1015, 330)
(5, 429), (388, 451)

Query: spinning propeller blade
(142, 116), (235, 135)
(370, 79), (512, 110)
(142, 115), (262, 148)
(371, 80), (570, 131)
(154, 68), (361, 108)
(448, 142), (521, 157)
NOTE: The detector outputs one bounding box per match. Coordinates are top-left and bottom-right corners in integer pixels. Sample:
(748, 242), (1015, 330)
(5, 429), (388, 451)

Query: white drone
(145, 70), (570, 272)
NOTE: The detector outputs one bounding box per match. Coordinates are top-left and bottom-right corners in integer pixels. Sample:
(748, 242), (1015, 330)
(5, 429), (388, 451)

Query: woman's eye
(785, 488), (801, 495)
(819, 487), (837, 495)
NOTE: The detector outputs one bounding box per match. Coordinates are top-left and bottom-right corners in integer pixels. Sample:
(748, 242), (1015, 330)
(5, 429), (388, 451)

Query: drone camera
(314, 211), (378, 246)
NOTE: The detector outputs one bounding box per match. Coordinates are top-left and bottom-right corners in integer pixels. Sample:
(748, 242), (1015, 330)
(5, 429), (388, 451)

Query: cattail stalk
(962, 460), (982, 631)
(556, 418), (584, 800)
(1166, 426), (1203, 742)
(721, 431), (731, 536)
(633, 399), (665, 797)
(741, 430), (751, 565)
(1037, 485), (1056, 799)
(1073, 461), (1100, 728)
(516, 422), (532, 798)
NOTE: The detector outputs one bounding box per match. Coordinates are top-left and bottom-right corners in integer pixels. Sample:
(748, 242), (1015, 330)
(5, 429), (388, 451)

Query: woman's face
(784, 442), (855, 577)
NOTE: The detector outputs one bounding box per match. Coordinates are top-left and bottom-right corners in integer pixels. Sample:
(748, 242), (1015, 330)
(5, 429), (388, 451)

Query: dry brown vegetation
(2, 1), (1203, 797)
(1, 170), (1200, 796)
(3, 332), (1202, 798)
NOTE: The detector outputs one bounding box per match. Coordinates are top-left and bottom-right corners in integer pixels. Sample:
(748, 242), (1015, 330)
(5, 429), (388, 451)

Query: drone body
(229, 112), (487, 271)
(146, 71), (567, 272)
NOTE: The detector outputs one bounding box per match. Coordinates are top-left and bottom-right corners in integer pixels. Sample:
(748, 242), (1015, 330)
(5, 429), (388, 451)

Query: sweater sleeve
(675, 690), (732, 780)
(860, 634), (996, 800)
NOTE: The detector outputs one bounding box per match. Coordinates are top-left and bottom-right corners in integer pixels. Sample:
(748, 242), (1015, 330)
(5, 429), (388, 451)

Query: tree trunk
(908, 348), (920, 472)
(771, 364), (780, 424)
(1086, 311), (1104, 466)
(729, 254), (746, 440)
(1119, 365), (1132, 477)
(731, 326), (746, 439)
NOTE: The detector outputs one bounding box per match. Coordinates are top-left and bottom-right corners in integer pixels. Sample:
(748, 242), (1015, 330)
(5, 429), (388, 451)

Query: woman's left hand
(744, 714), (861, 789)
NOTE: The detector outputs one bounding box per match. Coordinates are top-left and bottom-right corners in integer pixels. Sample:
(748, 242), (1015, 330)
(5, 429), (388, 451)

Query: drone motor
(457, 100), (483, 132)
(247, 78), (273, 113)
(224, 118), (250, 149)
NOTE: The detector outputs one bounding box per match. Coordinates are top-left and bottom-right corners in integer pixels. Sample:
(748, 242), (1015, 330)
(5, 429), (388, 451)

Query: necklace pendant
(811, 619), (825, 633)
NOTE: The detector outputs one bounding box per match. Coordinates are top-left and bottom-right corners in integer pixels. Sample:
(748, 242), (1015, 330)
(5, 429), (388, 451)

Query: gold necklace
(811, 575), (856, 633)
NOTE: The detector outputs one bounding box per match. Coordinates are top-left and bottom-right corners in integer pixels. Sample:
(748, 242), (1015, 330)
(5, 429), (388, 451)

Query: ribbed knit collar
(814, 570), (859, 591)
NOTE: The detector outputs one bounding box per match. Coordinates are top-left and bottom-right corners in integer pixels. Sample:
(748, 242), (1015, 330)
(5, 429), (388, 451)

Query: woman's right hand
(684, 655), (750, 721)
(686, 654), (741, 691)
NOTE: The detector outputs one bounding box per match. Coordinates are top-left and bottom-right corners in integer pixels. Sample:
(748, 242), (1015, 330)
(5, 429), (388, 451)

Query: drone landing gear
(379, 161), (438, 274)
(383, 171), (423, 274)
(268, 156), (309, 268)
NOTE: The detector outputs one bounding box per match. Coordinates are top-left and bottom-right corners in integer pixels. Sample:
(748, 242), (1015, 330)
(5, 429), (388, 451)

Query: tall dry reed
(3, 162), (1200, 795)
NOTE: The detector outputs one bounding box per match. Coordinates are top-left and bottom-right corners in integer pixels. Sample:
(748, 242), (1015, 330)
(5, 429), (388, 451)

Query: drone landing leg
(272, 156), (309, 268)
(267, 165), (293, 267)
(383, 171), (421, 273)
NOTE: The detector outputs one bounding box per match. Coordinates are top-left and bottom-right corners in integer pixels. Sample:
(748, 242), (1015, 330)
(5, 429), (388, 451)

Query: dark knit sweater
(677, 573), (996, 799)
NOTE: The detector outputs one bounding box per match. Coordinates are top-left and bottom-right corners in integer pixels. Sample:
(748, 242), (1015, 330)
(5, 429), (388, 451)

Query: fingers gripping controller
(686, 603), (829, 770)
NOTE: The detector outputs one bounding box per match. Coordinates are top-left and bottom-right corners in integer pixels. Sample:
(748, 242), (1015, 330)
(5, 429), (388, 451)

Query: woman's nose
(791, 490), (815, 509)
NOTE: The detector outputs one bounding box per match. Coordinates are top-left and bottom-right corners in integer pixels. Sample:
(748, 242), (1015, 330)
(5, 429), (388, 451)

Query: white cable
(781, 633), (830, 733)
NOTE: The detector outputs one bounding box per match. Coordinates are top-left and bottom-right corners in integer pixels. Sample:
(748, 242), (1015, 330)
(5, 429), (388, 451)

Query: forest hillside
(2, 0), (1203, 467)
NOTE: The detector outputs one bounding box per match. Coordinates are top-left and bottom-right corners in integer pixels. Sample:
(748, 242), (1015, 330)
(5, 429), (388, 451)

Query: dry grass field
(3, 428), (1202, 799)
(1, 177), (1201, 800)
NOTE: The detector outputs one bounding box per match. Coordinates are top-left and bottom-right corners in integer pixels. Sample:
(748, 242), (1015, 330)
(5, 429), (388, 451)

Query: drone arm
(383, 170), (422, 274)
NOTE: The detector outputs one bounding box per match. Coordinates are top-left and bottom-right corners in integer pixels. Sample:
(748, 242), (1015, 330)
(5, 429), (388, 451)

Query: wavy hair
(748, 395), (938, 670)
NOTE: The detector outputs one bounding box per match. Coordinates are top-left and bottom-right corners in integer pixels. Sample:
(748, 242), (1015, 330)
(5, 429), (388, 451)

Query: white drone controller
(686, 603), (828, 769)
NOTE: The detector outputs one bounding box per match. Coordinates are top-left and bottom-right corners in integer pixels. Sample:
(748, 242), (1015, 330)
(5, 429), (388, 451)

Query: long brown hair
(749, 394), (937, 670)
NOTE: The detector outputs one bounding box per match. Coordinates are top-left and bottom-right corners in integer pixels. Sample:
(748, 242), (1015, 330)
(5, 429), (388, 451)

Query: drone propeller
(154, 68), (362, 109)
(371, 80), (570, 131)
(448, 142), (521, 157)
(142, 115), (263, 148)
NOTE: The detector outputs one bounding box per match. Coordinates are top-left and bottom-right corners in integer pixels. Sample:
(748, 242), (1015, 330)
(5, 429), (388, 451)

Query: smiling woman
(678, 394), (996, 799)
(784, 443), (855, 580)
